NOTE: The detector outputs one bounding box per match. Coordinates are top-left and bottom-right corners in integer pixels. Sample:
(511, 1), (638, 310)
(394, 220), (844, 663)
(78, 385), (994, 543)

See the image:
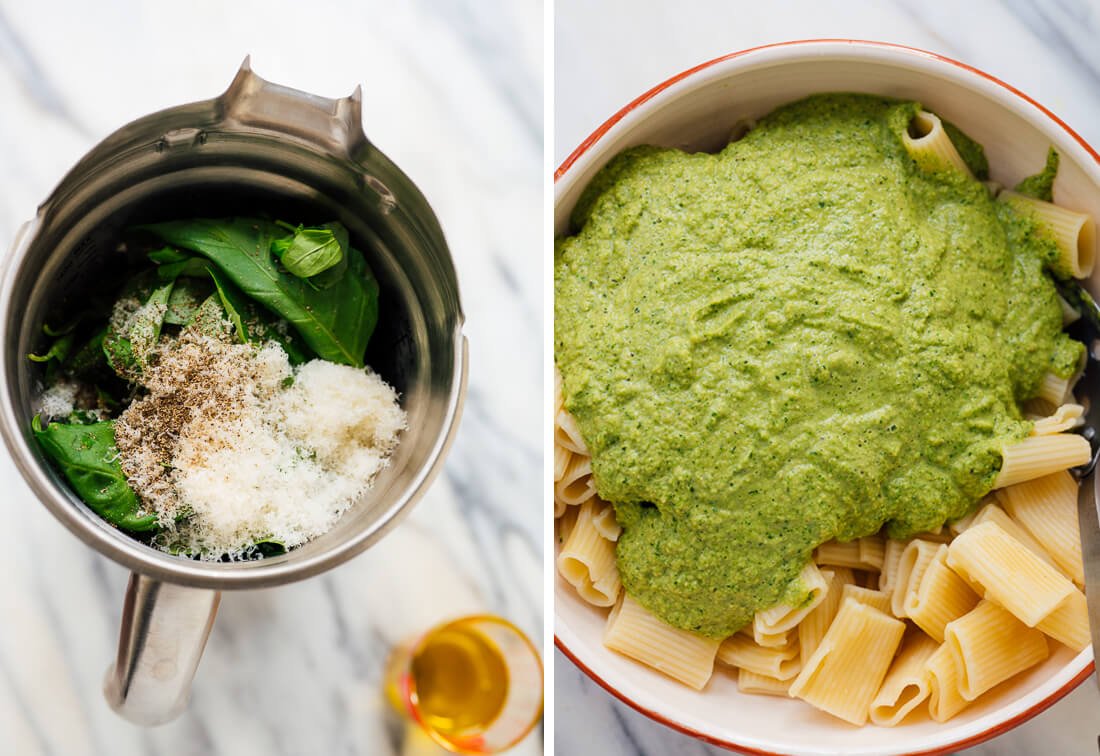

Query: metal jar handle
(103, 574), (220, 726)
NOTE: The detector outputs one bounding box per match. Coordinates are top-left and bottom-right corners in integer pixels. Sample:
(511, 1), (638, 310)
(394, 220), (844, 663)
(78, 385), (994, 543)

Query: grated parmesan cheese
(38, 380), (78, 418)
(114, 316), (406, 559)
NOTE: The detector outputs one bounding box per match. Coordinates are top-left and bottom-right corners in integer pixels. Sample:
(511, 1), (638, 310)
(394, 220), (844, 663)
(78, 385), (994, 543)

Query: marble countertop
(554, 1), (1100, 754)
(0, 1), (543, 755)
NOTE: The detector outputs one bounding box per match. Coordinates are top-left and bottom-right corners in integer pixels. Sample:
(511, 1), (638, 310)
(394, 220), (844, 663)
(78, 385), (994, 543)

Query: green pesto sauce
(554, 94), (1084, 639)
(1015, 147), (1060, 202)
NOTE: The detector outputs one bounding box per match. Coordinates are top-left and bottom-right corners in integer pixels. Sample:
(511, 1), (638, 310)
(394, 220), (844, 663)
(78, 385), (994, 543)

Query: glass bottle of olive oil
(385, 615), (543, 754)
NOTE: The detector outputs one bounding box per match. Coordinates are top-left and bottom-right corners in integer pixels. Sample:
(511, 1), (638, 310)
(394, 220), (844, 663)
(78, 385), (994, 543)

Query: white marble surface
(554, 1), (1100, 754)
(0, 1), (543, 755)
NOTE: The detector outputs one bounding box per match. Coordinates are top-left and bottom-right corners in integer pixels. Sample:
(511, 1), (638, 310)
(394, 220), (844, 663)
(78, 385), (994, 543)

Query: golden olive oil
(410, 625), (510, 739)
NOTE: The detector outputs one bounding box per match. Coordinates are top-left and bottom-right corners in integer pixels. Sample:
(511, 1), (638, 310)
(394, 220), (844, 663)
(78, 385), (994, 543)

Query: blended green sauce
(554, 94), (1083, 639)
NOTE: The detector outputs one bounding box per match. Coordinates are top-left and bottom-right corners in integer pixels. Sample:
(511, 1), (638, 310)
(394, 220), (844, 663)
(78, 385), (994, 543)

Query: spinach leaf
(157, 257), (211, 281)
(165, 277), (213, 326)
(103, 280), (175, 380)
(32, 416), (158, 532)
(204, 264), (310, 363)
(271, 222), (348, 280)
(251, 539), (287, 558)
(140, 217), (378, 366)
(28, 331), (75, 364)
(66, 326), (108, 376)
(148, 246), (190, 264)
(187, 294), (232, 338)
(206, 265), (252, 343)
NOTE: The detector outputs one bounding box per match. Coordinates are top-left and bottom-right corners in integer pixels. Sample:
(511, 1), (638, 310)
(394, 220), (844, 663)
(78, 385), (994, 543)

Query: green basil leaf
(28, 331), (75, 364)
(66, 326), (108, 376)
(272, 222), (348, 280)
(206, 264), (252, 343)
(140, 217), (378, 366)
(251, 539), (287, 557)
(148, 246), (190, 264)
(156, 256), (212, 281)
(32, 417), (158, 532)
(103, 280), (174, 380)
(164, 277), (213, 325)
(186, 294), (232, 338)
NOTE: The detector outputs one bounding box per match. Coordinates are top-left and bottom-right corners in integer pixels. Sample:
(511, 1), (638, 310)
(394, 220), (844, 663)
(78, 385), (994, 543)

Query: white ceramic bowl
(554, 39), (1100, 756)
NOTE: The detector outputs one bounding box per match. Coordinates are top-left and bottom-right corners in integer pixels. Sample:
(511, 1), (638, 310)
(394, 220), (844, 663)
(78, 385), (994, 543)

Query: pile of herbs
(30, 217), (379, 559)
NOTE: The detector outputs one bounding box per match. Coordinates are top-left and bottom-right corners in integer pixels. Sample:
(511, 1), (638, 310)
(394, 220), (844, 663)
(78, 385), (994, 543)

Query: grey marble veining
(0, 1), (543, 755)
(554, 1), (1100, 754)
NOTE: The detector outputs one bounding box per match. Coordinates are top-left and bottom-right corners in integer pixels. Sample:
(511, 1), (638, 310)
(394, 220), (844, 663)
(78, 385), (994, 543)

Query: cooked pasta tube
(1035, 371), (1078, 408)
(604, 595), (720, 690)
(902, 110), (972, 177)
(892, 539), (941, 618)
(904, 545), (980, 643)
(993, 433), (1089, 489)
(556, 505), (579, 544)
(869, 631), (939, 727)
(999, 190), (1096, 278)
(554, 407), (589, 455)
(970, 501), (1057, 569)
(858, 535), (885, 571)
(1031, 404), (1085, 436)
(717, 632), (801, 680)
(736, 668), (791, 697)
(1035, 589), (1090, 651)
(947, 521), (1078, 629)
(754, 562), (829, 639)
(879, 538), (907, 597)
(555, 452), (597, 507)
(755, 626), (793, 649)
(997, 471), (1083, 587)
(926, 643), (971, 722)
(944, 600), (1049, 701)
(950, 496), (999, 535)
(840, 584), (893, 615)
(815, 538), (883, 571)
(1059, 292), (1083, 325)
(558, 498), (620, 607)
(554, 442), (571, 483)
(788, 598), (906, 726)
(799, 568), (854, 666)
(591, 499), (622, 542)
(1023, 397), (1059, 419)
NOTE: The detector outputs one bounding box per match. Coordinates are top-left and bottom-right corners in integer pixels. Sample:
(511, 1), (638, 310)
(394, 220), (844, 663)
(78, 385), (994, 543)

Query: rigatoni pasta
(904, 546), (980, 643)
(901, 110), (971, 176)
(557, 498), (621, 607)
(717, 631), (801, 680)
(998, 190), (1096, 278)
(604, 595), (720, 691)
(788, 598), (906, 726)
(943, 600), (1049, 701)
(947, 521), (1076, 628)
(869, 631), (939, 726)
(997, 471), (1084, 586)
(994, 433), (1090, 488)
(754, 562), (829, 639)
(892, 539), (941, 618)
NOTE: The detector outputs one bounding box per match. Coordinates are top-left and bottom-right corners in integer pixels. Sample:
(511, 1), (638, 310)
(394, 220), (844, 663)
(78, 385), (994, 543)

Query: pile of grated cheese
(113, 317), (406, 560)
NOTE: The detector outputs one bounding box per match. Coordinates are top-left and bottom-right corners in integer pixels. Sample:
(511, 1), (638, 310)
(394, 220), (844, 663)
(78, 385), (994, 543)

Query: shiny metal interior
(0, 63), (467, 590)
